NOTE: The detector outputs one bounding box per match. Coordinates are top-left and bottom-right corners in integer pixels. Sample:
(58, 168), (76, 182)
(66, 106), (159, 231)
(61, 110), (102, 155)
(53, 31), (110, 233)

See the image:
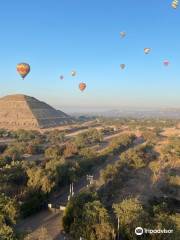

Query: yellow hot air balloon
(172, 0), (178, 9)
(16, 63), (30, 79)
(79, 82), (86, 91)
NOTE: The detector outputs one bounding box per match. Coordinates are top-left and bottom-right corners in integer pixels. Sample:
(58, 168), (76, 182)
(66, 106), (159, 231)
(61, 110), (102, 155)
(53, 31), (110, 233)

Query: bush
(20, 189), (47, 218)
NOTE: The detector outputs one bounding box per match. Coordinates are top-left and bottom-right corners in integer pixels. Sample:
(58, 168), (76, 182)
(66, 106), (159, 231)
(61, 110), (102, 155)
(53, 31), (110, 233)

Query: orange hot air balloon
(79, 82), (86, 91)
(16, 63), (30, 79)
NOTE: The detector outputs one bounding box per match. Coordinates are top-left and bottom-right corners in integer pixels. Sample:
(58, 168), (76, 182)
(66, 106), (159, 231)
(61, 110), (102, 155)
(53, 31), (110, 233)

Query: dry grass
(162, 127), (180, 137)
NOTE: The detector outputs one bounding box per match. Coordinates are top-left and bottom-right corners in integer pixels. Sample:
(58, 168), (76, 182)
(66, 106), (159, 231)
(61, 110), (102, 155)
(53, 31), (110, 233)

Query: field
(0, 118), (179, 240)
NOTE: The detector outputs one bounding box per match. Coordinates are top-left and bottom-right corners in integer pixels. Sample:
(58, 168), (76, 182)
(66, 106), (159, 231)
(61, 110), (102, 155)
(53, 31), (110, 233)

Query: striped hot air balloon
(172, 0), (178, 9)
(79, 82), (86, 91)
(16, 63), (30, 79)
(144, 48), (151, 54)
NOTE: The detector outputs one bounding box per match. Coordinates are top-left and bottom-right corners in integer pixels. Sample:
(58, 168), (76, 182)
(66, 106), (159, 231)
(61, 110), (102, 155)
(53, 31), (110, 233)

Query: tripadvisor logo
(135, 227), (173, 235)
(135, 227), (143, 235)
(135, 227), (144, 235)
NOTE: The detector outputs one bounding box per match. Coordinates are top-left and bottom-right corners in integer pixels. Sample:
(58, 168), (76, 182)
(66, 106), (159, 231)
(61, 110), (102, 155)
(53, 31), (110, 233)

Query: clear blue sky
(0, 0), (180, 110)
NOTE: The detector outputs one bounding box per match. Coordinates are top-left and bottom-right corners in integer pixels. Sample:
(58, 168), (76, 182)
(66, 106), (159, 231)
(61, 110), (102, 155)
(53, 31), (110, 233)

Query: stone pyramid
(0, 94), (73, 129)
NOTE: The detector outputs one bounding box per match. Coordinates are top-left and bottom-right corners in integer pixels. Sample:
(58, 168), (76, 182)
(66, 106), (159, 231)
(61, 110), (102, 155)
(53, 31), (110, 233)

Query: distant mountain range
(69, 108), (180, 119)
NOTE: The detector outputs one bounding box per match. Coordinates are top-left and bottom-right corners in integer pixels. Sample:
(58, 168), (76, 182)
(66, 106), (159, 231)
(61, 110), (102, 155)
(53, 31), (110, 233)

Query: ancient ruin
(0, 94), (73, 129)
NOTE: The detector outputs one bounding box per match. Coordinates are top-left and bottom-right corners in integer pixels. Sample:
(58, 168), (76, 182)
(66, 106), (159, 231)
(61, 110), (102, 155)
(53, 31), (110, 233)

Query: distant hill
(70, 108), (180, 119)
(0, 94), (73, 129)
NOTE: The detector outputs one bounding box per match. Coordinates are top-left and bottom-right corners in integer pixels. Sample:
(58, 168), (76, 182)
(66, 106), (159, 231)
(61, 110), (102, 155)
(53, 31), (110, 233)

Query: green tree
(0, 193), (19, 225)
(100, 164), (118, 183)
(20, 189), (47, 217)
(73, 201), (114, 240)
(27, 168), (55, 194)
(0, 194), (19, 240)
(63, 193), (114, 240)
(63, 190), (98, 233)
(3, 146), (21, 161)
(0, 224), (17, 240)
(113, 198), (148, 240)
(45, 145), (64, 160)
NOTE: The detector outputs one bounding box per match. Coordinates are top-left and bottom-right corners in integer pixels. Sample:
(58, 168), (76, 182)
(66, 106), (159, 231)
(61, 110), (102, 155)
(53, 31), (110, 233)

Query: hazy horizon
(1, 92), (180, 114)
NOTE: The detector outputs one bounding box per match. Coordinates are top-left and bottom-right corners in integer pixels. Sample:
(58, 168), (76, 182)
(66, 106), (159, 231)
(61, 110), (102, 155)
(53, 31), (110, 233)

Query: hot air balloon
(79, 82), (86, 91)
(60, 75), (64, 80)
(120, 64), (126, 70)
(144, 48), (151, 54)
(71, 70), (77, 77)
(16, 63), (30, 79)
(172, 0), (178, 9)
(120, 32), (126, 38)
(163, 60), (169, 66)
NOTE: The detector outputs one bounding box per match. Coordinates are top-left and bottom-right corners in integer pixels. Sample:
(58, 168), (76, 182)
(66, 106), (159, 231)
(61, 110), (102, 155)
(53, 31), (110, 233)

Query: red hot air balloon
(16, 63), (30, 79)
(79, 82), (86, 91)
(163, 60), (169, 66)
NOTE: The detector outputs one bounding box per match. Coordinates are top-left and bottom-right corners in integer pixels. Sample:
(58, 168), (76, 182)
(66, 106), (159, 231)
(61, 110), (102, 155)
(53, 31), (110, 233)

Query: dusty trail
(16, 151), (119, 239)
(16, 133), (140, 239)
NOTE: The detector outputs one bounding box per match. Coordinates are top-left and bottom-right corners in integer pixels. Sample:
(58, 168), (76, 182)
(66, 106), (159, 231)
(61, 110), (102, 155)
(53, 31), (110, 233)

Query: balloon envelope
(163, 60), (169, 66)
(71, 70), (76, 77)
(172, 0), (178, 8)
(120, 64), (126, 69)
(16, 63), (30, 79)
(79, 82), (86, 91)
(144, 48), (151, 54)
(60, 75), (64, 80)
(120, 32), (126, 38)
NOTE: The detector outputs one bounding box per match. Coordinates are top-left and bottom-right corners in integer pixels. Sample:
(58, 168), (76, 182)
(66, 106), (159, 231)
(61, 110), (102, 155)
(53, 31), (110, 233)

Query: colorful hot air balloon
(79, 82), (86, 91)
(144, 48), (151, 54)
(60, 75), (64, 80)
(71, 70), (77, 77)
(163, 60), (169, 66)
(120, 32), (126, 38)
(172, 0), (178, 9)
(120, 64), (126, 70)
(16, 63), (30, 79)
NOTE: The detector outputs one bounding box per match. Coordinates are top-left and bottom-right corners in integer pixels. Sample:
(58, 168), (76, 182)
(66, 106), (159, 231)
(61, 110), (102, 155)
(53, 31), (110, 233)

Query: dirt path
(16, 152), (120, 240)
(66, 126), (104, 137)
(16, 134), (139, 239)
(0, 138), (15, 144)
(17, 211), (64, 240)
